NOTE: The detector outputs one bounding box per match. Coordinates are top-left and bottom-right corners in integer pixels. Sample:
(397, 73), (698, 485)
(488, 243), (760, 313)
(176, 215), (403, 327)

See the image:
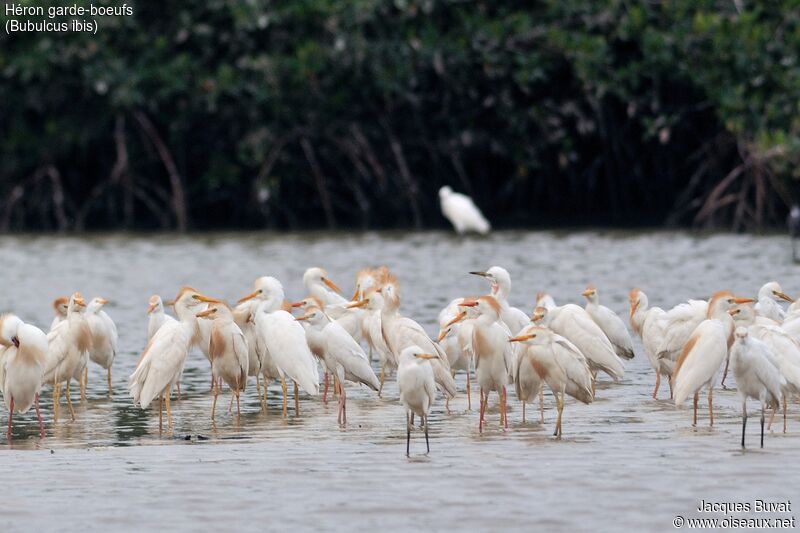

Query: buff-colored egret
(510, 325), (593, 437)
(0, 314), (47, 440)
(197, 302), (248, 419)
(397, 345), (437, 456)
(672, 291), (752, 426)
(348, 291), (395, 396)
(44, 292), (90, 421)
(582, 285), (634, 360)
(303, 267), (362, 340)
(50, 296), (69, 332)
(729, 327), (784, 448)
(628, 289), (670, 398)
(654, 298), (708, 368)
(439, 186), (490, 235)
(297, 307), (379, 425)
(85, 297), (118, 397)
(129, 287), (211, 430)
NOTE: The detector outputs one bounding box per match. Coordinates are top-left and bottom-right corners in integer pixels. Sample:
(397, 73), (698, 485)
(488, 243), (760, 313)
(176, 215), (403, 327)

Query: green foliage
(0, 0), (798, 230)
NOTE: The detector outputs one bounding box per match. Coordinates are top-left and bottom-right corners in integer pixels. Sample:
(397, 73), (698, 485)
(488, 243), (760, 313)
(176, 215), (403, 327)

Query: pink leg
(35, 394), (44, 439)
(323, 373), (329, 405)
(7, 396), (13, 441)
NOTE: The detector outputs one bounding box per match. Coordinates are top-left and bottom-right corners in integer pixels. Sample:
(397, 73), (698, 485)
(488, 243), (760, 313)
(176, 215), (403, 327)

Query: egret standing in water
(729, 328), (784, 448)
(629, 288), (670, 398)
(1, 314), (48, 440)
(397, 346), (437, 456)
(439, 186), (490, 235)
(582, 285), (634, 360)
(85, 297), (118, 397)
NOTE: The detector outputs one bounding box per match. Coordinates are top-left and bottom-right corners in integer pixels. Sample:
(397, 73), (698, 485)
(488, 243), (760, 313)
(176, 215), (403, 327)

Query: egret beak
(166, 300), (176, 307)
(74, 297), (86, 307)
(531, 311), (544, 322)
(147, 302), (158, 314)
(469, 271), (488, 278)
(290, 301), (305, 308)
(437, 329), (449, 342)
(733, 297), (755, 304)
(322, 277), (342, 294)
(237, 290), (260, 304)
(346, 299), (369, 309)
(581, 289), (595, 298)
(193, 294), (223, 304)
(196, 308), (215, 318)
(460, 300), (478, 308)
(509, 334), (535, 343)
(351, 284), (360, 301)
(97, 298), (109, 305)
(775, 291), (794, 303)
(414, 353), (437, 360)
(295, 314), (311, 322)
(445, 311), (467, 329)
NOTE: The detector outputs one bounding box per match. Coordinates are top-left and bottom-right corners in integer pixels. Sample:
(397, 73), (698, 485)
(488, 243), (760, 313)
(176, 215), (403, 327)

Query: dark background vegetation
(1, 0), (799, 232)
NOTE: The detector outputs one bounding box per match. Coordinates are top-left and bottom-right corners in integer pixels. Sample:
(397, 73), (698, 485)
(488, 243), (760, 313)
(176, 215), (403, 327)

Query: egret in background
(439, 186), (490, 235)
(397, 346), (436, 456)
(753, 281), (793, 323)
(729, 327), (784, 448)
(85, 297), (118, 397)
(147, 295), (175, 342)
(1, 314), (47, 440)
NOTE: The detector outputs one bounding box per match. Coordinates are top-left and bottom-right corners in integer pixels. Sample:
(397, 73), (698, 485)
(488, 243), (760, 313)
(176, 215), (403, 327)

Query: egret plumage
(439, 186), (490, 235)
(397, 345), (437, 456)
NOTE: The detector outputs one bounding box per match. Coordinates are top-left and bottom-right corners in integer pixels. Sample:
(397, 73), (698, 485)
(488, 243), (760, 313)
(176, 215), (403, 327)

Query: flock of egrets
(1, 264), (798, 454)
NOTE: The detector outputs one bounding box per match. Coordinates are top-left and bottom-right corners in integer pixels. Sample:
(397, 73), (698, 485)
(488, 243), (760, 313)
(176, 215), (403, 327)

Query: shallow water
(0, 230), (798, 532)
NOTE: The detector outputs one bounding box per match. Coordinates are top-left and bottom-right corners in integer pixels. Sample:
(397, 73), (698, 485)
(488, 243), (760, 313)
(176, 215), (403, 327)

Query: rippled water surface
(1, 230), (798, 532)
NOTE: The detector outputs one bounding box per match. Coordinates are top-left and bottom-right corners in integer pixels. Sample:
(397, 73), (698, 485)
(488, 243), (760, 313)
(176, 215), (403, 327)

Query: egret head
(147, 295), (164, 315)
(759, 281), (793, 303)
(582, 284), (598, 303)
(53, 296), (69, 317)
(438, 186), (453, 199)
(508, 325), (551, 345)
(303, 267), (342, 294)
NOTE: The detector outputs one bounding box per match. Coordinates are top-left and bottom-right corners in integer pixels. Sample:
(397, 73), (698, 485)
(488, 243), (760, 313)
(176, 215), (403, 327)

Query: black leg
(424, 415), (430, 454)
(741, 401), (747, 449)
(406, 411), (411, 457)
(760, 406), (765, 449)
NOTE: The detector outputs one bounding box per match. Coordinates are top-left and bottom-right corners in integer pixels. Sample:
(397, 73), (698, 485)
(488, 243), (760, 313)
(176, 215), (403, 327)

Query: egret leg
(692, 392), (699, 427)
(410, 412), (414, 426)
(35, 393), (44, 439)
(555, 392), (564, 438)
(652, 372), (661, 400)
(336, 377), (342, 425)
(522, 401), (526, 424)
(539, 388), (545, 423)
(280, 376), (288, 418)
(65, 381), (76, 421)
(479, 388), (486, 433)
(322, 372), (329, 404)
(591, 372), (597, 398)
(236, 384), (241, 417)
(165, 387), (173, 429)
(768, 406), (776, 431)
(760, 405), (765, 448)
(668, 378), (674, 400)
(341, 385), (347, 426)
(501, 386), (508, 429)
(708, 388), (714, 427)
(7, 396), (13, 441)
(466, 370), (471, 411)
(720, 356), (730, 390)
(294, 381), (300, 416)
(783, 395), (788, 433)
(158, 395), (163, 433)
(107, 367), (113, 399)
(212, 388), (218, 421)
(741, 400), (747, 448)
(53, 382), (60, 422)
(405, 411), (411, 457)
(228, 392), (234, 414)
(378, 366), (385, 398)
(176, 380), (181, 401)
(424, 414), (430, 454)
(81, 367), (87, 402)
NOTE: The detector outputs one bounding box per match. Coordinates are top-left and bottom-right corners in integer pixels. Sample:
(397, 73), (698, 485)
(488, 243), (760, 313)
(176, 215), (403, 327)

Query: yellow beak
(147, 302), (158, 314)
(322, 277), (342, 294)
(196, 308), (215, 318)
(97, 298), (109, 305)
(445, 311), (467, 329)
(734, 297), (755, 304)
(237, 290), (260, 304)
(414, 353), (437, 360)
(351, 285), (360, 301)
(74, 297), (86, 307)
(295, 315), (311, 322)
(509, 334), (534, 342)
(581, 289), (595, 298)
(193, 294), (223, 304)
(775, 291), (794, 303)
(346, 299), (368, 309)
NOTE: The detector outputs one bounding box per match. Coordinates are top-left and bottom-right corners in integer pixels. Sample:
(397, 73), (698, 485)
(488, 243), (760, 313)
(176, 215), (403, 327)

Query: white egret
(532, 304), (623, 388)
(436, 297), (476, 409)
(438, 185), (490, 235)
(379, 276), (457, 402)
(50, 296), (69, 331)
(85, 297), (118, 397)
(628, 289), (670, 398)
(0, 314), (47, 440)
(147, 295), (175, 342)
(303, 267), (362, 340)
(654, 298), (708, 366)
(43, 292), (91, 421)
(510, 325), (593, 437)
(672, 291), (753, 426)
(582, 285), (634, 360)
(754, 281), (793, 322)
(348, 291), (395, 396)
(197, 302), (248, 419)
(297, 307), (379, 425)
(729, 327), (784, 448)
(239, 276), (319, 418)
(469, 267), (530, 334)
(536, 292), (557, 311)
(397, 345), (437, 456)
(129, 287), (212, 430)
